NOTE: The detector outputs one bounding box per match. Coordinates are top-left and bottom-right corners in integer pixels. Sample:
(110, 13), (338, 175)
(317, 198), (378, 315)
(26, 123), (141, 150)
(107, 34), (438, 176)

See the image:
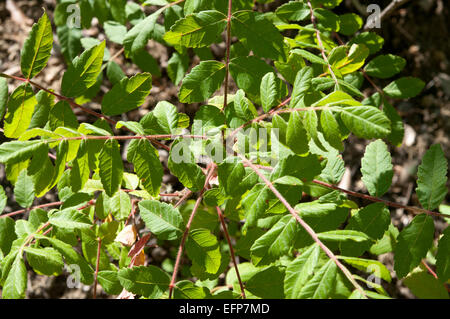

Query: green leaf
(217, 157), (245, 196)
(403, 270), (449, 299)
(127, 139), (163, 197)
(231, 11), (286, 61)
(246, 266), (285, 298)
(229, 56), (274, 99)
(14, 170), (35, 208)
(49, 101), (79, 130)
(415, 144), (448, 210)
(276, 1), (309, 21)
(340, 256), (391, 283)
(0, 77), (8, 121)
(298, 259), (337, 299)
(97, 270), (123, 295)
(186, 228), (221, 274)
(394, 214), (435, 278)
(104, 21), (127, 44)
(139, 200), (184, 240)
(140, 101), (179, 135)
(4, 84), (37, 139)
(168, 139), (206, 191)
(118, 265), (170, 298)
(167, 52), (189, 85)
(0, 217), (16, 256)
(49, 209), (92, 230)
(99, 139), (124, 197)
(320, 109), (343, 151)
(179, 60), (226, 103)
(313, 8), (340, 31)
(383, 77), (425, 99)
(436, 228), (450, 283)
(109, 0), (127, 24)
(346, 203), (391, 241)
(130, 49), (161, 77)
(20, 12), (53, 79)
(241, 183), (270, 228)
(382, 99), (404, 147)
(36, 234), (94, 284)
(164, 10), (226, 48)
(173, 280), (212, 299)
(2, 255), (27, 299)
(260, 72), (279, 112)
(290, 66), (313, 108)
(349, 31), (384, 55)
(250, 215), (299, 266)
(123, 8), (164, 57)
(337, 106), (391, 139)
(284, 244), (320, 299)
(61, 41), (105, 97)
(338, 13), (362, 35)
(286, 111), (309, 155)
(24, 247), (64, 276)
(318, 230), (371, 243)
(360, 140), (393, 197)
(364, 54), (406, 79)
(101, 73), (152, 116)
(0, 140), (46, 164)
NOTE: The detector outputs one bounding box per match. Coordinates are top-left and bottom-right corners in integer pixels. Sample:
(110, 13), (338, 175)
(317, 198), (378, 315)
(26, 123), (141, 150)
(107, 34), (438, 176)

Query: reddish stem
(1, 201), (63, 219)
(239, 154), (367, 297)
(223, 0), (233, 110)
(93, 237), (102, 299)
(216, 206), (246, 299)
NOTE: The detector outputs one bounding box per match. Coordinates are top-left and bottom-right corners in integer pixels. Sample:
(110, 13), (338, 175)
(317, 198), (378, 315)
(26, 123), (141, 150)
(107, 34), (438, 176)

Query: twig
(216, 206), (246, 299)
(306, 0), (340, 89)
(168, 166), (216, 299)
(239, 154), (368, 298)
(93, 237), (102, 299)
(1, 201), (63, 219)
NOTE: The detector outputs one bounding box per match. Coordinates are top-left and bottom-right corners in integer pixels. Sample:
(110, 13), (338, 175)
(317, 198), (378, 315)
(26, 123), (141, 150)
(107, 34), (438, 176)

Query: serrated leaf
(290, 67), (313, 108)
(164, 10), (226, 48)
(340, 256), (391, 283)
(99, 139), (124, 197)
(24, 247), (64, 276)
(101, 73), (152, 116)
(167, 52), (189, 85)
(286, 111), (309, 155)
(436, 228), (450, 283)
(246, 266), (285, 298)
(318, 230), (371, 243)
(139, 200), (183, 240)
(251, 215), (299, 266)
(118, 265), (170, 298)
(394, 214), (435, 278)
(364, 54), (406, 79)
(276, 1), (309, 21)
(179, 60), (226, 103)
(360, 140), (393, 197)
(337, 106), (391, 139)
(168, 139), (206, 191)
(260, 72), (279, 113)
(186, 228), (221, 274)
(97, 270), (123, 295)
(4, 84), (37, 139)
(49, 209), (92, 230)
(0, 217), (16, 256)
(14, 170), (35, 208)
(415, 144), (448, 210)
(231, 11), (286, 61)
(20, 12), (53, 79)
(298, 259), (337, 299)
(140, 101), (179, 135)
(2, 255), (27, 299)
(123, 8), (164, 57)
(61, 41), (105, 97)
(320, 109), (343, 151)
(127, 139), (163, 197)
(284, 244), (320, 298)
(403, 270), (449, 299)
(383, 77), (425, 99)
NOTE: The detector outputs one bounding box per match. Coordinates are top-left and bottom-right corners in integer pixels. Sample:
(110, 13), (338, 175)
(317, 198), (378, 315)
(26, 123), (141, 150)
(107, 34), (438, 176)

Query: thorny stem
(168, 166), (216, 299)
(216, 206), (246, 299)
(93, 237), (102, 299)
(222, 0), (233, 110)
(306, 0), (340, 89)
(239, 154), (368, 298)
